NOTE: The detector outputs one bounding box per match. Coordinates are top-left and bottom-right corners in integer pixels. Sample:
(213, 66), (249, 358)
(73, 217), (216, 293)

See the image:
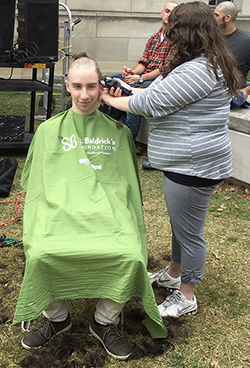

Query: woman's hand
(113, 78), (131, 92)
(99, 86), (122, 106)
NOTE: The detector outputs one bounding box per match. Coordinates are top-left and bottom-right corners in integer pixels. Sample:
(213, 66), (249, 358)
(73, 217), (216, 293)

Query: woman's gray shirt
(128, 57), (233, 180)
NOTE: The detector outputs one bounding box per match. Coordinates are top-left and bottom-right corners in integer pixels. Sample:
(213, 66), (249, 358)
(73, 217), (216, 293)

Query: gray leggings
(163, 176), (216, 285)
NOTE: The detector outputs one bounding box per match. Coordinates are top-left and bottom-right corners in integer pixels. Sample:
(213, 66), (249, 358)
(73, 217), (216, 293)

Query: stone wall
(228, 109), (250, 185)
(59, 0), (250, 76)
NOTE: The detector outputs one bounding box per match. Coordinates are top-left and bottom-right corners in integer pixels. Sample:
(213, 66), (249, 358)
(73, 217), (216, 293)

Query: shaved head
(68, 54), (102, 82)
(216, 1), (238, 21)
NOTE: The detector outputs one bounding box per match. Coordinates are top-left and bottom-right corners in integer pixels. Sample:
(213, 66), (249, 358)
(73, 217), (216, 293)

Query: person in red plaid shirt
(110, 2), (178, 142)
(122, 2), (178, 86)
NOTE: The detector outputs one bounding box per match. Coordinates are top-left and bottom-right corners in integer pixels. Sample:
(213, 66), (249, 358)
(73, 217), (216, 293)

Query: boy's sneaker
(158, 290), (197, 318)
(149, 265), (181, 291)
(21, 313), (72, 350)
(89, 318), (131, 361)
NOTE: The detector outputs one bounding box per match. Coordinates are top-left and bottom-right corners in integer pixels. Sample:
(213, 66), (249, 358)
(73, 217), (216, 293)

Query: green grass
(0, 91), (250, 368)
(0, 90), (70, 133)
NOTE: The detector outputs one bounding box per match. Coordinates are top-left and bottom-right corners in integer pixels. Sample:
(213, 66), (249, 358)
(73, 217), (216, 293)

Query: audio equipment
(17, 0), (59, 62)
(0, 0), (16, 61)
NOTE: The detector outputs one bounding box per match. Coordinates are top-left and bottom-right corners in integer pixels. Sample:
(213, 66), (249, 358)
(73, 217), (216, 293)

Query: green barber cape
(13, 109), (167, 338)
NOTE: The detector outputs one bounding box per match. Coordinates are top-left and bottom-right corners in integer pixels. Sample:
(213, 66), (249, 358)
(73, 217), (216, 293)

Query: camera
(99, 77), (133, 96)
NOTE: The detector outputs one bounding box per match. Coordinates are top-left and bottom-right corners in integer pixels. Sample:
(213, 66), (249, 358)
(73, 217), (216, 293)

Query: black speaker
(17, 0), (58, 62)
(0, 0), (16, 61)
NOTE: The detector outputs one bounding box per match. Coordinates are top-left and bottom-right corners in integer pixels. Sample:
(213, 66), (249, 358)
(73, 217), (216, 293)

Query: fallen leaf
(245, 193), (250, 200)
(217, 204), (227, 211)
(210, 359), (221, 368)
(212, 251), (220, 259)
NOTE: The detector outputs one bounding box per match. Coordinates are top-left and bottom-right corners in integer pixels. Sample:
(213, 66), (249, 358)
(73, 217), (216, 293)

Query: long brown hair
(162, 2), (241, 96)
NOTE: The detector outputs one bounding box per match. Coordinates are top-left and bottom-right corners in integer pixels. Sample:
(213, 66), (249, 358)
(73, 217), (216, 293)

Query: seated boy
(13, 53), (167, 360)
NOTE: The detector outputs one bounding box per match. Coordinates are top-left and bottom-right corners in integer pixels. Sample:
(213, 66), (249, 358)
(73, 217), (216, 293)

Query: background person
(111, 2), (178, 145)
(99, 2), (242, 318)
(13, 53), (167, 360)
(214, 1), (250, 104)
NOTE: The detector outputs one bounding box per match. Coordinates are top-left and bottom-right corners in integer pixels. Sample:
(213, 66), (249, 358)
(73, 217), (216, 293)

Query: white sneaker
(148, 271), (162, 284)
(148, 266), (181, 291)
(158, 290), (198, 318)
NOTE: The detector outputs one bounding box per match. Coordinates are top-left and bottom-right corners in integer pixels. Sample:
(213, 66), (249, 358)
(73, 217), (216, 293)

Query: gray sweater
(129, 57), (233, 180)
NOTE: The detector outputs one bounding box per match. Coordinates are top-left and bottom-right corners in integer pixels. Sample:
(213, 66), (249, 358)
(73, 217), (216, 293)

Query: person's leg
(89, 299), (131, 360)
(165, 178), (215, 287)
(138, 80), (153, 88)
(137, 78), (155, 168)
(151, 227), (181, 290)
(43, 300), (68, 321)
(110, 73), (123, 80)
(127, 80), (152, 140)
(21, 300), (71, 350)
(94, 298), (125, 325)
(168, 259), (181, 278)
(125, 113), (141, 140)
(157, 176), (216, 317)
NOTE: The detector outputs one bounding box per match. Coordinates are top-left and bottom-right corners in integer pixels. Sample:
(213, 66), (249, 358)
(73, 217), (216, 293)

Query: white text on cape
(61, 135), (116, 153)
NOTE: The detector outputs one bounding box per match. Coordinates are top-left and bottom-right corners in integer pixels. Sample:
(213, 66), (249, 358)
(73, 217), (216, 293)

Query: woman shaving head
(99, 2), (243, 321)
(163, 1), (241, 96)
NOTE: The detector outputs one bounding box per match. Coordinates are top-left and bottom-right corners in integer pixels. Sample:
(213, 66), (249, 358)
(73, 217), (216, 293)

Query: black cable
(0, 67), (14, 80)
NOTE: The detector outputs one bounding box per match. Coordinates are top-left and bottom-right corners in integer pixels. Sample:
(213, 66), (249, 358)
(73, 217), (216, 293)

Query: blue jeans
(111, 73), (152, 140)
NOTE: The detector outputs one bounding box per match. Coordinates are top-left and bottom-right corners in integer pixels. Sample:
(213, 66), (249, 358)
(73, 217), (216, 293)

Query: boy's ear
(65, 79), (70, 93)
(98, 83), (102, 95)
